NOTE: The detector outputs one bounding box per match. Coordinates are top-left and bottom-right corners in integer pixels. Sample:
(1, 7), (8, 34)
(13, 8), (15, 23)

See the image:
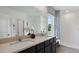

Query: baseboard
(60, 41), (79, 50)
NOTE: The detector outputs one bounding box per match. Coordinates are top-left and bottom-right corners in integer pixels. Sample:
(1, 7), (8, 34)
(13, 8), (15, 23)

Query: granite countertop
(0, 36), (55, 53)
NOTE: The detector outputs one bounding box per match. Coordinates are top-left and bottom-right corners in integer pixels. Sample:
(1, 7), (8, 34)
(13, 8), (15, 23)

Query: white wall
(60, 11), (79, 49)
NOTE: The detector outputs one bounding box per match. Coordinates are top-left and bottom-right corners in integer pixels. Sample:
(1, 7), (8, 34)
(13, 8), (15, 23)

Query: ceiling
(5, 6), (42, 16)
(53, 6), (79, 11)
(4, 6), (79, 15)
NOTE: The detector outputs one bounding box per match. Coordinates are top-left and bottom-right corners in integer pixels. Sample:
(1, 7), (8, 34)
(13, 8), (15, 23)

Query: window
(48, 14), (54, 37)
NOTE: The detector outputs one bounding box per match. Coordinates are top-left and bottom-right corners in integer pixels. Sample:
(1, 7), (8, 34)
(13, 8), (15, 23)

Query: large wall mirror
(0, 6), (48, 43)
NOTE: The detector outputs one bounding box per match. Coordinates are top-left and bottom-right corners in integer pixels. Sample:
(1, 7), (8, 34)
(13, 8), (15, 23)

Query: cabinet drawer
(36, 42), (44, 51)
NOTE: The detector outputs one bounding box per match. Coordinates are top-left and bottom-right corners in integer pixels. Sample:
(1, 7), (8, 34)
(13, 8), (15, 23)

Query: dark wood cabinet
(18, 37), (57, 53)
(49, 37), (56, 53)
(44, 40), (50, 47)
(52, 43), (56, 53)
(37, 49), (45, 53)
(49, 38), (53, 43)
(45, 44), (51, 53)
(36, 42), (44, 52)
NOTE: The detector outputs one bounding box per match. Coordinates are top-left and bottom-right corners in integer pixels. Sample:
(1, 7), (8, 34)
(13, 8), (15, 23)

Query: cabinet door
(51, 37), (56, 53)
(36, 42), (44, 52)
(52, 43), (56, 53)
(45, 44), (52, 53)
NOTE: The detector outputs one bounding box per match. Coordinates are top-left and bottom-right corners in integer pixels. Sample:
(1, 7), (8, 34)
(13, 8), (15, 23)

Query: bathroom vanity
(0, 36), (56, 53)
(18, 37), (56, 53)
